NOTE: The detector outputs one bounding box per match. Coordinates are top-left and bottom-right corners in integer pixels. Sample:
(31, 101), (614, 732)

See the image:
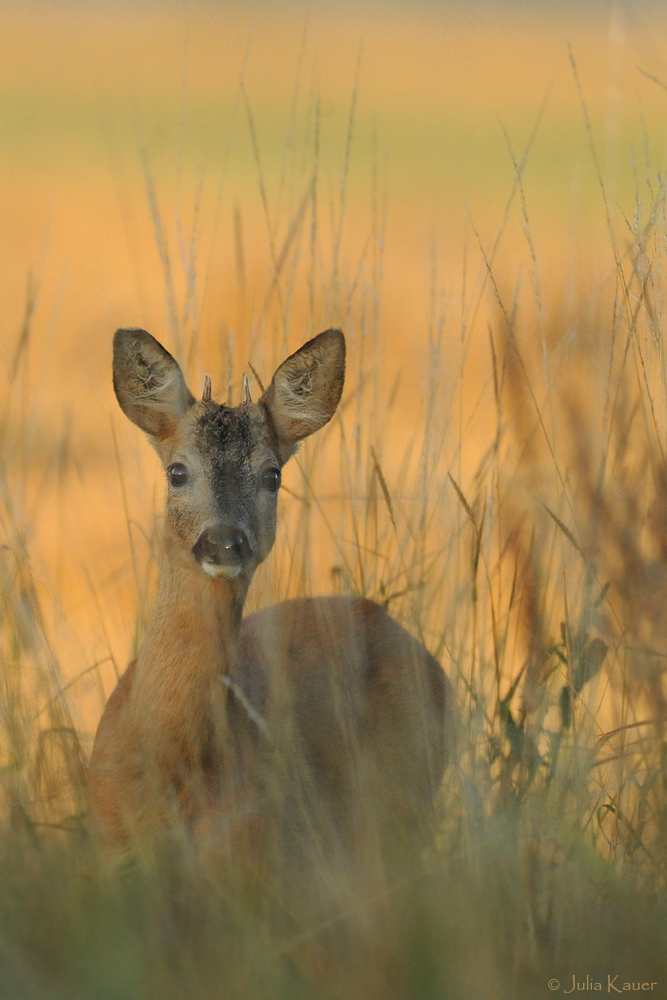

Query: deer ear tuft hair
(112, 329), (195, 439)
(260, 329), (345, 460)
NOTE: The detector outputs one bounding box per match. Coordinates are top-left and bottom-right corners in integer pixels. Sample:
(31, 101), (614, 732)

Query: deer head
(112, 328), (345, 584)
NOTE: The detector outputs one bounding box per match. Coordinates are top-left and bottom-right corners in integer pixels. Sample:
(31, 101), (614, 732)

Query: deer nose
(192, 524), (252, 573)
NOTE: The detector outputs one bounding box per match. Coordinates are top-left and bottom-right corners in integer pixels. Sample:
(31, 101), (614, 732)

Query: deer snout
(192, 524), (252, 578)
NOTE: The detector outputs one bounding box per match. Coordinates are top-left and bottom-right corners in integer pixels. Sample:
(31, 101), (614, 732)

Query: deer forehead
(171, 400), (278, 471)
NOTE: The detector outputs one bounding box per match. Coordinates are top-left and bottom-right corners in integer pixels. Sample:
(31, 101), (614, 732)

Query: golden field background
(3, 3), (667, 995)
(1, 0), (667, 741)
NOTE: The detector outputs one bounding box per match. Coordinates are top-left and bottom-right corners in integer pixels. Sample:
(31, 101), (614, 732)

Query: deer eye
(168, 463), (189, 487)
(261, 468), (281, 493)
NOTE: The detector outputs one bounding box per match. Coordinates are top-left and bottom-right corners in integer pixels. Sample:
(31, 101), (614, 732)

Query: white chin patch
(201, 561), (242, 579)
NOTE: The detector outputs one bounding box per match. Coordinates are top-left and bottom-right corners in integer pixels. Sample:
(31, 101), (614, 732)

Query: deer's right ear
(259, 328), (346, 460)
(112, 329), (195, 439)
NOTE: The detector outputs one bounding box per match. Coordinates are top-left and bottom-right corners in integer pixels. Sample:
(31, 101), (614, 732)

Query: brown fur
(88, 328), (453, 869)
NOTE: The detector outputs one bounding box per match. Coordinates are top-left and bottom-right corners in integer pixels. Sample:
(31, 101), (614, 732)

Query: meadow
(2, 1), (667, 996)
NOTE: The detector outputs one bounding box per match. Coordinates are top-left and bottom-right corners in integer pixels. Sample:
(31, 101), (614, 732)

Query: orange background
(1, 1), (666, 738)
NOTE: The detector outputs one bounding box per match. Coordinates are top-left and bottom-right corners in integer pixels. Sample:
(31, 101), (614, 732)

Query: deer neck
(130, 542), (249, 739)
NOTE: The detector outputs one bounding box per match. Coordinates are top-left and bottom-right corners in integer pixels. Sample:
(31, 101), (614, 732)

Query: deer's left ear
(113, 328), (195, 440)
(259, 329), (345, 460)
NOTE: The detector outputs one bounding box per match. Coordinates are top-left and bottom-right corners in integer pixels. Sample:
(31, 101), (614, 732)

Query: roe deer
(88, 327), (453, 869)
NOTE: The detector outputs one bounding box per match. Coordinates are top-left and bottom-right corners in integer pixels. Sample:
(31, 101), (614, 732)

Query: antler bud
(243, 373), (252, 404)
(202, 374), (212, 402)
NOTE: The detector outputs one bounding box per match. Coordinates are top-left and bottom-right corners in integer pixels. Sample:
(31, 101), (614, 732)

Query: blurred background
(4, 5), (667, 995)
(2, 0), (667, 734)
